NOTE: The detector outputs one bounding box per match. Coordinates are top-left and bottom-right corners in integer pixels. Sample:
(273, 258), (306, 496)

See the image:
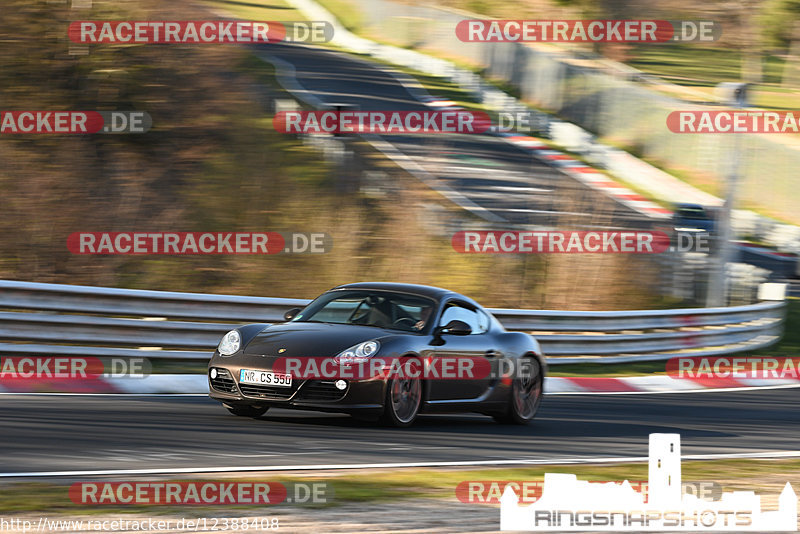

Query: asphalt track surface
(258, 43), (648, 229)
(1, 389), (798, 477)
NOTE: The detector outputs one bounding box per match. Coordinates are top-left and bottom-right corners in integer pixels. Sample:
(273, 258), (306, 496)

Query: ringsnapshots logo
(455, 20), (720, 43)
(69, 21), (333, 44)
(0, 111), (151, 134)
(500, 434), (797, 531)
(67, 232), (332, 254)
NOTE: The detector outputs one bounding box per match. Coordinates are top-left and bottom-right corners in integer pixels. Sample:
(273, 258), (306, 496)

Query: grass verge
(0, 458), (797, 513)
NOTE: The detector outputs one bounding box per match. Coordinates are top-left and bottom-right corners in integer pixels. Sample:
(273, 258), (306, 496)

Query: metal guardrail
(0, 280), (787, 365)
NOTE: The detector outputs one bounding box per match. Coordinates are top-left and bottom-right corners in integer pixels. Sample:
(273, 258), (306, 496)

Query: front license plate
(239, 369), (292, 387)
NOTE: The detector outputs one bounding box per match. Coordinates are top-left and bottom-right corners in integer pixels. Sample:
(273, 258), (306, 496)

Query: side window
(439, 303), (487, 335)
(475, 309), (490, 333)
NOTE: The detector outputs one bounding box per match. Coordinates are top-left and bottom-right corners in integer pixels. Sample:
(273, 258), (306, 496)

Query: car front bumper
(207, 363), (385, 414)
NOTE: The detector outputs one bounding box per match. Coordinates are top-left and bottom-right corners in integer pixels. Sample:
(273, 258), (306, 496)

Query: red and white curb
(419, 93), (672, 220)
(2, 374), (799, 395)
(547, 375), (800, 394)
(499, 135), (672, 220)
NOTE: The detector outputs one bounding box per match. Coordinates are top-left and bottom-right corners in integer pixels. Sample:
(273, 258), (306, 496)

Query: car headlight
(218, 329), (241, 356)
(335, 340), (380, 364)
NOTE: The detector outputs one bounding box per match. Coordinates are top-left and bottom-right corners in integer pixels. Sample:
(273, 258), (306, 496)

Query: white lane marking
(365, 136), (507, 223)
(257, 53), (326, 109)
(3, 450), (800, 478)
(484, 186), (553, 193)
(546, 383), (800, 395)
(453, 191), (552, 201)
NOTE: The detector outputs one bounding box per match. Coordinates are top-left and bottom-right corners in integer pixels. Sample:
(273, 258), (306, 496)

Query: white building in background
(500, 433), (797, 531)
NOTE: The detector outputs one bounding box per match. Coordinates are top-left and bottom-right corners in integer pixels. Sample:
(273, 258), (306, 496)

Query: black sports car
(208, 282), (545, 426)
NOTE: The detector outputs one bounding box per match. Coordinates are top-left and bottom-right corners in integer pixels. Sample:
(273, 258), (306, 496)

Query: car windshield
(292, 290), (436, 332)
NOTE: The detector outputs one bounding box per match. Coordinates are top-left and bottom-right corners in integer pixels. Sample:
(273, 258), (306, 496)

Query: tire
(493, 357), (543, 425)
(226, 405), (269, 418)
(379, 376), (422, 427)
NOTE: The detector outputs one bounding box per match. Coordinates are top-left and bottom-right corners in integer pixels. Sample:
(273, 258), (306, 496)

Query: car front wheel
(380, 376), (421, 427)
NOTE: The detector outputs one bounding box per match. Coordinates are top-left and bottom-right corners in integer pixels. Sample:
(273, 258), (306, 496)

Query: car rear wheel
(380, 376), (421, 427)
(493, 357), (542, 425)
(226, 405), (269, 418)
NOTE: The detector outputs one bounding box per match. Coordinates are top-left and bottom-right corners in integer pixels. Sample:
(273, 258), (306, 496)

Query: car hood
(243, 322), (394, 357)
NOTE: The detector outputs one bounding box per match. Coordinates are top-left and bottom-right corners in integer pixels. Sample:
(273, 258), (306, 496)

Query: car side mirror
(284, 307), (301, 321)
(436, 319), (472, 336)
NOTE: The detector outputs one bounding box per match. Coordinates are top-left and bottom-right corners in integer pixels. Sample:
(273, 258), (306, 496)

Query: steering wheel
(393, 317), (417, 329)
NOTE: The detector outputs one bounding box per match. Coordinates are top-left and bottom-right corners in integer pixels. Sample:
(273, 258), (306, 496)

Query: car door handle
(484, 350), (501, 358)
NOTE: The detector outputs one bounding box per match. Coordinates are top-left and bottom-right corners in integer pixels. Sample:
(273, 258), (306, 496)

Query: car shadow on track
(242, 411), (734, 441)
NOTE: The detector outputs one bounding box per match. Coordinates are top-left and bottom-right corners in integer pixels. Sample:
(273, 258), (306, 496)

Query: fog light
(210, 368), (218, 379)
(334, 379), (347, 390)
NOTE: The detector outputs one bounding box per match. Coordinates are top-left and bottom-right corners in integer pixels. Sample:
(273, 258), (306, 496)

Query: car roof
(331, 282), (460, 301)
